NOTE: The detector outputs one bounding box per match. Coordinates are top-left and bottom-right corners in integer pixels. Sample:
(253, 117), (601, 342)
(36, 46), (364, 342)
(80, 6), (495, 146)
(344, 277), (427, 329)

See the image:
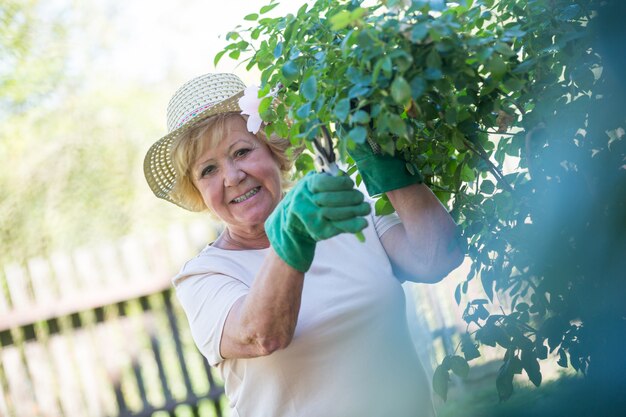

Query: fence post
(4, 263), (32, 309)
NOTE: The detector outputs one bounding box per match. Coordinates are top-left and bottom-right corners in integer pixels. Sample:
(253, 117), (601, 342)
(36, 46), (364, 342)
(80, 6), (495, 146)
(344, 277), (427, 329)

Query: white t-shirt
(174, 210), (436, 417)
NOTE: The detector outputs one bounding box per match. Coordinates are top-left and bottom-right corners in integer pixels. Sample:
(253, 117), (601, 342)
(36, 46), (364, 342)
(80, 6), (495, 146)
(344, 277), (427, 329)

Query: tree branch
(463, 139), (513, 192)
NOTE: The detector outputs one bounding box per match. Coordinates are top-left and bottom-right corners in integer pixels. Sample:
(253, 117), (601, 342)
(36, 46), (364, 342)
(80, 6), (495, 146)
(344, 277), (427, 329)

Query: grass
(435, 360), (580, 417)
(434, 360), (626, 417)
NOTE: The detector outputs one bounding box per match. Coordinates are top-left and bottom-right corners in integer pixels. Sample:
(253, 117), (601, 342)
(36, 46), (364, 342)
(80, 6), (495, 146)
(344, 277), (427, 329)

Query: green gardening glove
(265, 172), (371, 272)
(348, 138), (423, 196)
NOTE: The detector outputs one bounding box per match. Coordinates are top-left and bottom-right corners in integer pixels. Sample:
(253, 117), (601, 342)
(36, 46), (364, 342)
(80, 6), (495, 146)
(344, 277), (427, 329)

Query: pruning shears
(312, 125), (366, 242)
(312, 125), (340, 176)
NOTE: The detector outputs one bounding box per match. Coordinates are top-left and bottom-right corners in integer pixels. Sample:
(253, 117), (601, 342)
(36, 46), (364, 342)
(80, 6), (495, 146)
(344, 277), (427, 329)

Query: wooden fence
(0, 221), (225, 417)
(0, 219), (498, 417)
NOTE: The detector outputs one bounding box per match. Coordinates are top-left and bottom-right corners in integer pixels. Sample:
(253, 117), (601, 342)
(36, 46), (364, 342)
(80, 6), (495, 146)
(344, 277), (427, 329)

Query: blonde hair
(169, 112), (296, 212)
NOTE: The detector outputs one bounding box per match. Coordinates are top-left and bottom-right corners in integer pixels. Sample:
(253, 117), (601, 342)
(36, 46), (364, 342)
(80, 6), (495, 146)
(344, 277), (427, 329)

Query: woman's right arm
(220, 173), (370, 359)
(220, 248), (304, 358)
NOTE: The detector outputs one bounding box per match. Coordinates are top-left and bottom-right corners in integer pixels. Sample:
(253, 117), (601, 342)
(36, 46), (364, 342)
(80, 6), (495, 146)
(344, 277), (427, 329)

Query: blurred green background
(0, 0), (289, 267)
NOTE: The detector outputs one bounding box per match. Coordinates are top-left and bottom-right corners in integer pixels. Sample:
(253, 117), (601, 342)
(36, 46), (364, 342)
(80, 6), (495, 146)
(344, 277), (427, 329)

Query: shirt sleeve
(174, 272), (248, 366)
(368, 199), (402, 239)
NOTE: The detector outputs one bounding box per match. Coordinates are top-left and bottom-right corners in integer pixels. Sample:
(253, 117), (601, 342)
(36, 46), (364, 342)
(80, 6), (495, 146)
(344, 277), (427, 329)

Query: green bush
(219, 0), (626, 403)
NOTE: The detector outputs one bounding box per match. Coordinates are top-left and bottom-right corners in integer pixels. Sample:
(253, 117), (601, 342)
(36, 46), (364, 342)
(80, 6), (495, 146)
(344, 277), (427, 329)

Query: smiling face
(191, 116), (283, 237)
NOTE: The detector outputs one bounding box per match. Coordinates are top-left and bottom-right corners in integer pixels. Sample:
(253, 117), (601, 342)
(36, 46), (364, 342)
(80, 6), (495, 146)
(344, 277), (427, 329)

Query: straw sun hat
(143, 73), (247, 210)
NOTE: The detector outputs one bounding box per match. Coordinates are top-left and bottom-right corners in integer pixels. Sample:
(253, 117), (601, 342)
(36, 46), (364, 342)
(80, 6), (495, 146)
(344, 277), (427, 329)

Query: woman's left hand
(348, 139), (423, 197)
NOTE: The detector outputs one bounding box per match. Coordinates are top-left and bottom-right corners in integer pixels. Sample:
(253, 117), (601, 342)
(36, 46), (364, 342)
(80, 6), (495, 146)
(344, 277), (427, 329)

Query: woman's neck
(214, 227), (270, 250)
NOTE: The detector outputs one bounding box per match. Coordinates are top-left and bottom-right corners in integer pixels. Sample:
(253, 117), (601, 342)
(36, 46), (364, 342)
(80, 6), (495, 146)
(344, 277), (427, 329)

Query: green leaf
(391, 76), (411, 105)
(275, 120), (289, 138)
(410, 76), (427, 99)
(251, 27), (262, 40)
(330, 10), (352, 31)
(424, 67), (443, 80)
(296, 3), (308, 17)
(432, 365), (450, 401)
(460, 164), (475, 182)
(493, 42), (515, 57)
(452, 131), (466, 151)
(334, 99), (350, 123)
(355, 172), (362, 187)
(264, 123), (275, 139)
(258, 96), (273, 115)
(426, 49), (442, 69)
(411, 23), (429, 42)
(512, 58), (536, 74)
(281, 61), (299, 84)
(295, 153), (315, 172)
(475, 321), (509, 347)
(476, 46), (494, 64)
(387, 116), (408, 138)
(455, 283), (462, 305)
(515, 302), (529, 312)
(429, 0), (446, 11)
(350, 7), (366, 22)
(374, 195), (395, 216)
(225, 31), (239, 41)
(536, 342), (548, 360)
(213, 50), (226, 67)
(348, 126), (367, 144)
(351, 110), (370, 125)
(259, 83), (271, 97)
(480, 180), (495, 194)
(372, 57), (388, 85)
(445, 108), (457, 125)
(509, 356), (523, 375)
(301, 76), (317, 101)
(447, 355), (470, 378)
(348, 84), (371, 99)
(260, 3), (279, 14)
(521, 349), (542, 387)
(382, 56), (393, 76)
(487, 56), (507, 78)
(461, 333), (481, 361)
(244, 13), (259, 21)
(296, 102), (311, 119)
(273, 42), (283, 59)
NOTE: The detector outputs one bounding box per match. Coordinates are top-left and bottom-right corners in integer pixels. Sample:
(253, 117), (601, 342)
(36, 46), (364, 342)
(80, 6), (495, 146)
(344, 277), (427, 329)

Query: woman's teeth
(232, 187), (260, 203)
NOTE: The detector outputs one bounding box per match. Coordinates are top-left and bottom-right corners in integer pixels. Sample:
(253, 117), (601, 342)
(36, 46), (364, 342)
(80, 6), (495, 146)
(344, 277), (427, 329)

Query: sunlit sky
(76, 0), (298, 86)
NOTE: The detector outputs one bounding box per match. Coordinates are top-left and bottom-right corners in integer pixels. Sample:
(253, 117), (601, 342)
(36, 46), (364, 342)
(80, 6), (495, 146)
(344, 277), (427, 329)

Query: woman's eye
(200, 165), (216, 177)
(234, 148), (251, 158)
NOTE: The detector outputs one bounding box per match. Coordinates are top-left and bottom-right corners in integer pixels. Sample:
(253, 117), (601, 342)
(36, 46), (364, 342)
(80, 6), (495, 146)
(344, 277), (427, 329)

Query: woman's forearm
(219, 248), (304, 359)
(386, 183), (464, 281)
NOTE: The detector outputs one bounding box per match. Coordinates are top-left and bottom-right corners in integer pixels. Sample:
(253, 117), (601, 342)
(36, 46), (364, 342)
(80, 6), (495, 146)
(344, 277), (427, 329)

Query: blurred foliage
(0, 0), (200, 268)
(437, 369), (577, 417)
(219, 0), (626, 406)
(0, 0), (67, 115)
(437, 367), (626, 417)
(0, 85), (163, 264)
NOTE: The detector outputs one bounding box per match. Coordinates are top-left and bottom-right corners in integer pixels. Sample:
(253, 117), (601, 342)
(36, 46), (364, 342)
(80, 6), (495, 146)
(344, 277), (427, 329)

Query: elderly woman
(144, 73), (463, 417)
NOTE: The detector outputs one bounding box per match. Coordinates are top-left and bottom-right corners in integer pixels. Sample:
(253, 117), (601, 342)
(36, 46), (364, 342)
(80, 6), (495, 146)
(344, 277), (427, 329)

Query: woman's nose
(223, 161), (245, 187)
